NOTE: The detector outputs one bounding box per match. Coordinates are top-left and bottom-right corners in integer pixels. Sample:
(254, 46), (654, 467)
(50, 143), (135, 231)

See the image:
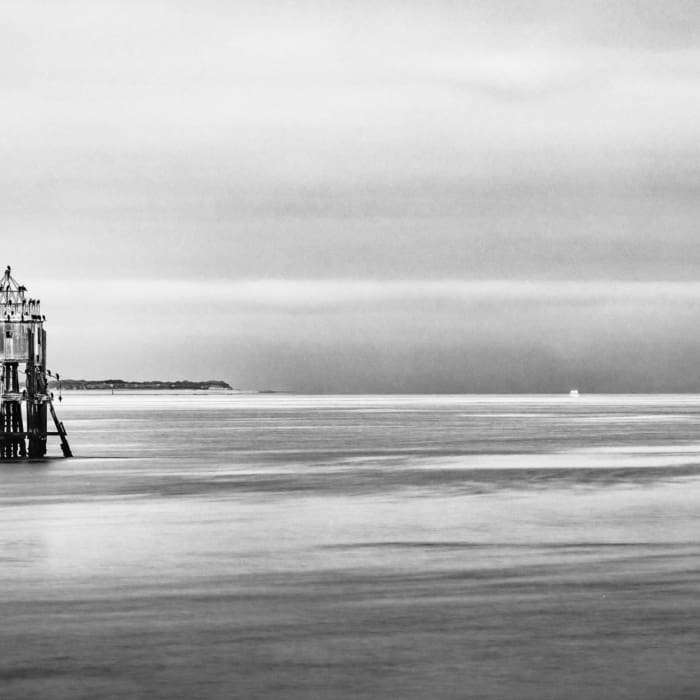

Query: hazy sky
(4, 0), (700, 391)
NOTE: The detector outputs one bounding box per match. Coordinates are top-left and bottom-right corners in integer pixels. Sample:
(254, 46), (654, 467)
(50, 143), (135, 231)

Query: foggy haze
(4, 1), (700, 391)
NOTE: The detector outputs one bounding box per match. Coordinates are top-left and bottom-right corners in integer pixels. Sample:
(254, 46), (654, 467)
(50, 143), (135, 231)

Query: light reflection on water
(1, 394), (700, 699)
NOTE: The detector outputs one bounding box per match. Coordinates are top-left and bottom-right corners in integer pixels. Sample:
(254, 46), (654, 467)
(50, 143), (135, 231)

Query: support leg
(49, 400), (72, 458)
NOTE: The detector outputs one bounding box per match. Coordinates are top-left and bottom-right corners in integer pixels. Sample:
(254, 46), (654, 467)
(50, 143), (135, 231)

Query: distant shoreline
(49, 379), (234, 391)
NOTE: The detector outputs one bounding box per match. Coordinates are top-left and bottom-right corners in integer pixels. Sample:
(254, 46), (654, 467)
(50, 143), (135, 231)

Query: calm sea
(1, 394), (700, 699)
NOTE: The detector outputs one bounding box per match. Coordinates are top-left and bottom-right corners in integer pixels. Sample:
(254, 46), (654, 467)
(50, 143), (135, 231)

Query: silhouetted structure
(0, 266), (71, 459)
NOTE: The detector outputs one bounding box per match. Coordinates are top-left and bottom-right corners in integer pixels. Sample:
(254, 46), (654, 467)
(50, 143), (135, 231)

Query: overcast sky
(4, 0), (700, 391)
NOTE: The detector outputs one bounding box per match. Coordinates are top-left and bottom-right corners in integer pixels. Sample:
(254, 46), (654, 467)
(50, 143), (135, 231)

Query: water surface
(1, 394), (700, 698)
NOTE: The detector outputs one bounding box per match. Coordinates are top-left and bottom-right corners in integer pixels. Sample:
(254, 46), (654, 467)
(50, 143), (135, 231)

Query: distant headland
(49, 379), (233, 391)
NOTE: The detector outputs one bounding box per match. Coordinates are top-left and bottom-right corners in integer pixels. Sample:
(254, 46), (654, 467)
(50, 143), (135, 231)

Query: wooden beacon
(0, 266), (71, 459)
